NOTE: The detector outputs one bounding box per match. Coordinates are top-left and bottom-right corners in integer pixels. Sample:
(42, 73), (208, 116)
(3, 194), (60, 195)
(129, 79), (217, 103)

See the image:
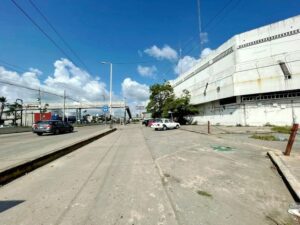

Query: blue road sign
(102, 105), (109, 113)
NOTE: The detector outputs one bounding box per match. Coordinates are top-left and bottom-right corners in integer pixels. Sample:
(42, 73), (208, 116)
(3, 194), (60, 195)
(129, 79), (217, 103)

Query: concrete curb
(268, 151), (300, 201)
(0, 128), (117, 186)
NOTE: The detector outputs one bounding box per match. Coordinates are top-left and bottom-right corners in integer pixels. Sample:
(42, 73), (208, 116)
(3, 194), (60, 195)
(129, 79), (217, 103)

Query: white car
(151, 118), (180, 131)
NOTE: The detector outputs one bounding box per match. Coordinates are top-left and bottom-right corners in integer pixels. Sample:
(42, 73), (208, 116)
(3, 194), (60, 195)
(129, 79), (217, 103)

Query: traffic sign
(102, 105), (109, 113)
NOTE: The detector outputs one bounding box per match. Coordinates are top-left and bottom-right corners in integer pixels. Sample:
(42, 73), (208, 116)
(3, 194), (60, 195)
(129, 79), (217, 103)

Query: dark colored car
(142, 119), (151, 126)
(32, 120), (74, 136)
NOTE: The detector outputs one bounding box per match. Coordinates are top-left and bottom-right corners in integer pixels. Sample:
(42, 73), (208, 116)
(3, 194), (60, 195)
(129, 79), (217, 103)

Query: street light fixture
(100, 61), (112, 115)
(100, 61), (113, 128)
(16, 98), (23, 126)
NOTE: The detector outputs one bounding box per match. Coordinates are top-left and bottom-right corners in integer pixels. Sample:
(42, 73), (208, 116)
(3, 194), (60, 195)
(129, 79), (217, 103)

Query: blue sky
(0, 0), (300, 106)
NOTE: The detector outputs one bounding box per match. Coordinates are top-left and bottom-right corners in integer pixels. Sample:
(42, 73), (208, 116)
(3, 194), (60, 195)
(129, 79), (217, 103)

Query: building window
(279, 62), (292, 79)
(220, 97), (237, 105)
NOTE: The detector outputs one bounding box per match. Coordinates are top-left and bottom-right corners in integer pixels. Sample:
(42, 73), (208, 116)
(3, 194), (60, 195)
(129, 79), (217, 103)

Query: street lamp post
(100, 61), (113, 128)
(16, 98), (23, 126)
(124, 97), (126, 126)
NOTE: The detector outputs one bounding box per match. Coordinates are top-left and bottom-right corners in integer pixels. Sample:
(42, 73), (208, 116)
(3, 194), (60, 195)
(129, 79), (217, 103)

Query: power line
(10, 0), (77, 67)
(202, 0), (236, 30)
(28, 0), (92, 74)
(162, 0), (243, 79)
(205, 0), (242, 32)
(197, 0), (202, 52)
(0, 59), (28, 73)
(0, 78), (81, 102)
(181, 0), (242, 57)
(113, 60), (159, 65)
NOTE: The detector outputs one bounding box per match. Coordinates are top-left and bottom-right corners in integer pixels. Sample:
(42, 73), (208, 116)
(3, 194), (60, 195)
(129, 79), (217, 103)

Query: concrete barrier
(0, 128), (117, 186)
(0, 127), (31, 135)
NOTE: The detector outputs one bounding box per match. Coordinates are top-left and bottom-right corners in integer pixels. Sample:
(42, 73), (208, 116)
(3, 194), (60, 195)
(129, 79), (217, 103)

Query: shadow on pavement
(0, 200), (25, 213)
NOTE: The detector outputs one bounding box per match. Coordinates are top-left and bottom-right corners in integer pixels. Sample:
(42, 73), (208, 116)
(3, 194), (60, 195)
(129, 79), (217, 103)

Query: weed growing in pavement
(250, 134), (277, 141)
(271, 125), (291, 134)
(196, 190), (213, 198)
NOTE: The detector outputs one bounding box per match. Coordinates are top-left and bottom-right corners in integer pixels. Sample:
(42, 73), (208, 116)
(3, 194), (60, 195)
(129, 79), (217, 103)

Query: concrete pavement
(268, 151), (300, 201)
(0, 126), (178, 225)
(0, 124), (298, 224)
(0, 125), (108, 171)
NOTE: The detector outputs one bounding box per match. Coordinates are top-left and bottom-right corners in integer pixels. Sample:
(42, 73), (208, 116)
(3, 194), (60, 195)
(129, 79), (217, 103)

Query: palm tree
(0, 96), (7, 125)
(7, 102), (22, 126)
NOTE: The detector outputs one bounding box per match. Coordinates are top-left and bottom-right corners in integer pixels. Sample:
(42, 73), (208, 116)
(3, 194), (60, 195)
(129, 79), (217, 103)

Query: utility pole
(197, 0), (203, 53)
(63, 90), (66, 122)
(124, 97), (126, 126)
(100, 61), (113, 128)
(179, 46), (182, 74)
(38, 89), (42, 121)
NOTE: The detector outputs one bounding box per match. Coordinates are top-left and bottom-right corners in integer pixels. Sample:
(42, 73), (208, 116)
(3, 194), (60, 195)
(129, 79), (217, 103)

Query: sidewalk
(181, 124), (273, 134)
(182, 124), (300, 203)
(268, 150), (300, 201)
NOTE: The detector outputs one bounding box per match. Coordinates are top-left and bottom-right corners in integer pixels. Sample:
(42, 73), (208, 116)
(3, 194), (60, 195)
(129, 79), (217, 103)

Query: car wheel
(176, 125), (179, 129)
(54, 129), (60, 135)
(163, 125), (167, 131)
(36, 132), (43, 136)
(70, 128), (74, 132)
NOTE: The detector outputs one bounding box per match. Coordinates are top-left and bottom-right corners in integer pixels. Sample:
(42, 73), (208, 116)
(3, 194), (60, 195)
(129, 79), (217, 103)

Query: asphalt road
(0, 124), (298, 225)
(0, 125), (108, 171)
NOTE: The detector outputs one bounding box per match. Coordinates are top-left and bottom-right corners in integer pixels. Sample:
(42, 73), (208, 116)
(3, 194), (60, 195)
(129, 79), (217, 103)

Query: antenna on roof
(197, 0), (203, 54)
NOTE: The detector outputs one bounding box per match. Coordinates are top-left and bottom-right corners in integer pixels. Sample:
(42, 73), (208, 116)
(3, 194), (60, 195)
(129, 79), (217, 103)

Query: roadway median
(0, 127), (117, 186)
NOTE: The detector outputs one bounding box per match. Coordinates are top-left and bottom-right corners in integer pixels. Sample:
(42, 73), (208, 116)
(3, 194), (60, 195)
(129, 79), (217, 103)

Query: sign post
(102, 105), (109, 127)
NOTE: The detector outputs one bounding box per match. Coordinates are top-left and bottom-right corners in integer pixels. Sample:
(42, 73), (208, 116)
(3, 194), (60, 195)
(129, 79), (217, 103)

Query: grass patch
(250, 134), (277, 141)
(271, 125), (291, 134)
(196, 190), (213, 198)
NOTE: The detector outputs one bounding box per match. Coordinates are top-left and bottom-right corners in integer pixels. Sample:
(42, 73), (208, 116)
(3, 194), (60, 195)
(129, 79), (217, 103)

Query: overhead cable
(10, 0), (77, 67)
(28, 0), (92, 74)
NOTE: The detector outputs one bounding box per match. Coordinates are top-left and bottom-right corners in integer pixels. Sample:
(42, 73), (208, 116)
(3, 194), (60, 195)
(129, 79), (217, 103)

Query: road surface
(0, 125), (108, 171)
(0, 124), (297, 225)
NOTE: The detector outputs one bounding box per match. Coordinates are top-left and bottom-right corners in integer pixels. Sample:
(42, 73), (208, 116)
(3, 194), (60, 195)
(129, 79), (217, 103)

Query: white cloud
(121, 77), (150, 118)
(137, 65), (157, 78)
(174, 56), (200, 75)
(200, 47), (212, 58)
(121, 78), (149, 102)
(200, 32), (209, 45)
(0, 58), (109, 104)
(144, 45), (178, 61)
(0, 66), (42, 102)
(174, 47), (213, 75)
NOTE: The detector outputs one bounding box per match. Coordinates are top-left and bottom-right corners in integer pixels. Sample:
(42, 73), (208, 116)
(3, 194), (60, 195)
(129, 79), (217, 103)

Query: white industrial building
(170, 15), (300, 126)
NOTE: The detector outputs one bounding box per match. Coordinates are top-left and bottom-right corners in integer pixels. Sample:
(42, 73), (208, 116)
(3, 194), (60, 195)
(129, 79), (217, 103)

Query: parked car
(142, 118), (152, 127)
(32, 120), (74, 136)
(151, 118), (180, 131)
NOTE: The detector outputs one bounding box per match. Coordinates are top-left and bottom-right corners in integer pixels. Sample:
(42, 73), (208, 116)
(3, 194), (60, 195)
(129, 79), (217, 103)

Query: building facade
(170, 15), (300, 126)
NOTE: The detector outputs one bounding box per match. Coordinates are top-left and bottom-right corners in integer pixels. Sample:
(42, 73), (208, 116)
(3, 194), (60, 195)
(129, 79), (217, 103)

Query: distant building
(170, 15), (300, 126)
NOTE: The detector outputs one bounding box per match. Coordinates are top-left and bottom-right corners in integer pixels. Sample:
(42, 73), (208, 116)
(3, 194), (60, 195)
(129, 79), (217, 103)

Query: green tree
(146, 83), (198, 124)
(163, 89), (198, 124)
(0, 96), (7, 124)
(6, 102), (22, 126)
(146, 82), (174, 118)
